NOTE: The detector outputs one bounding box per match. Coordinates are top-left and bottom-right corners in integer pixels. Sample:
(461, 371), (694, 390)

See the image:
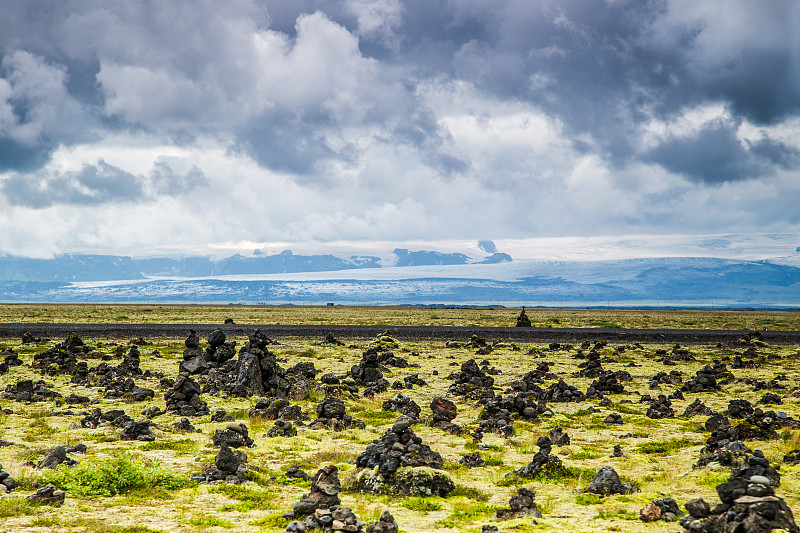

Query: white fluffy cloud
(0, 1), (798, 258)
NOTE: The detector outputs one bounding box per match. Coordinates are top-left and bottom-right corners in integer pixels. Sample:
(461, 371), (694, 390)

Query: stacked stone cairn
(0, 348), (23, 374)
(230, 330), (300, 398)
(27, 485), (65, 506)
(349, 348), (390, 397)
(448, 359), (495, 400)
(2, 379), (62, 402)
(310, 397), (366, 431)
(585, 465), (639, 496)
(30, 332), (87, 376)
(120, 420), (155, 441)
(510, 436), (570, 480)
(682, 364), (735, 393)
(164, 374), (209, 416)
(586, 370), (629, 398)
(645, 394), (676, 419)
(365, 511), (399, 533)
(354, 415), (454, 496)
(80, 408), (130, 428)
(428, 397), (462, 435)
(267, 419), (298, 437)
(575, 351), (605, 378)
(683, 398), (713, 417)
(193, 442), (248, 484)
(540, 379), (585, 402)
(515, 307), (532, 327)
(649, 370), (683, 389)
(679, 457), (797, 533)
(382, 394), (421, 419)
(284, 465), (361, 532)
(496, 488), (542, 520)
(248, 398), (305, 421)
(459, 452), (486, 467)
(640, 497), (683, 522)
(213, 423), (255, 448)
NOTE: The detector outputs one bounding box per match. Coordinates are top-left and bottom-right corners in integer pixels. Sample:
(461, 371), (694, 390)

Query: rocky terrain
(0, 319), (798, 533)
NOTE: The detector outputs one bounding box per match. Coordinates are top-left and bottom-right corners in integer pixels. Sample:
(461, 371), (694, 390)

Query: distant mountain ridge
(0, 246), (509, 282)
(0, 257), (798, 306)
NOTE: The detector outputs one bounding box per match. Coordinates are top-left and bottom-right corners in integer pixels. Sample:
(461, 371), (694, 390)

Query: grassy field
(0, 308), (798, 532)
(1, 303), (799, 330)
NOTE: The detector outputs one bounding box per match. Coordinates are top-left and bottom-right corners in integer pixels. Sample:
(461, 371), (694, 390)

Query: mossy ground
(0, 306), (798, 532)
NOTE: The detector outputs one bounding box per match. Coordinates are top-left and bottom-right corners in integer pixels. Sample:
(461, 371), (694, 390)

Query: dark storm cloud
(2, 160), (144, 207)
(643, 120), (796, 183)
(1, 158), (208, 207)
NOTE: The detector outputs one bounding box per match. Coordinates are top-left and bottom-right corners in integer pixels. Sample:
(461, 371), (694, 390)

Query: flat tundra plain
(0, 305), (798, 533)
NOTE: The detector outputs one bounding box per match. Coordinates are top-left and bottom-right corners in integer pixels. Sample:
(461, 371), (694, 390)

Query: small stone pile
(0, 349), (23, 374)
(0, 464), (14, 493)
(285, 465), (342, 520)
(355, 415), (453, 496)
(212, 423), (255, 448)
(682, 398), (713, 417)
(784, 450), (800, 465)
(80, 408), (130, 428)
(496, 488), (542, 520)
(682, 364), (735, 393)
(511, 362), (556, 386)
(120, 420), (155, 441)
(515, 307), (532, 327)
(356, 415), (443, 477)
(541, 380), (585, 402)
(27, 485), (65, 506)
(585, 465), (639, 496)
(192, 442), (248, 484)
(310, 397), (366, 431)
(447, 359), (495, 400)
(480, 392), (546, 424)
(382, 394), (421, 419)
(390, 373), (427, 391)
(758, 392), (782, 405)
(657, 345), (696, 365)
(349, 349), (389, 397)
(649, 370), (683, 389)
(510, 436), (569, 480)
(267, 420), (298, 437)
(248, 398), (305, 421)
(679, 460), (797, 533)
(549, 426), (570, 446)
(2, 379), (62, 402)
(728, 399), (754, 419)
(164, 374), (209, 416)
(459, 453), (486, 467)
(30, 333), (88, 375)
(586, 371), (628, 398)
(640, 497), (683, 522)
(576, 351), (604, 378)
(646, 394), (675, 419)
(365, 511), (398, 533)
(428, 397), (462, 434)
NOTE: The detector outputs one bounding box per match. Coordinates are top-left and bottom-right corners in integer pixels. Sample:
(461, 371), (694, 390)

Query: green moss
(40, 453), (191, 497)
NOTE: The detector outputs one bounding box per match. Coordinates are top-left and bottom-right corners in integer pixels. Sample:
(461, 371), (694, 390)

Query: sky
(0, 0), (799, 259)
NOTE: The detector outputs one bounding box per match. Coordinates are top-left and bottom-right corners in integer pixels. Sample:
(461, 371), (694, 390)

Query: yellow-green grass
(0, 311), (798, 532)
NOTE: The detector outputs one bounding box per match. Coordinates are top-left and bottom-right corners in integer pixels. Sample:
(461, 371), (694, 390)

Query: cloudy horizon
(1, 1), (799, 260)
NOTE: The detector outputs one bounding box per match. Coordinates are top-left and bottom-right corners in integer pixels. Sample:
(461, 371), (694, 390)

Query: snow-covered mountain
(2, 257), (799, 306)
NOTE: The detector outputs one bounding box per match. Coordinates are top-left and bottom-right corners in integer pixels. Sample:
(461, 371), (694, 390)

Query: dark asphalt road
(0, 323), (798, 345)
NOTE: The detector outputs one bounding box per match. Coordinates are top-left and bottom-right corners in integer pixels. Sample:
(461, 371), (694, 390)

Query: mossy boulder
(354, 466), (454, 497)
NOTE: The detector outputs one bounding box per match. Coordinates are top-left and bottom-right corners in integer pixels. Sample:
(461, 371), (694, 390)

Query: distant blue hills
(0, 253), (798, 306)
(0, 248), (513, 282)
